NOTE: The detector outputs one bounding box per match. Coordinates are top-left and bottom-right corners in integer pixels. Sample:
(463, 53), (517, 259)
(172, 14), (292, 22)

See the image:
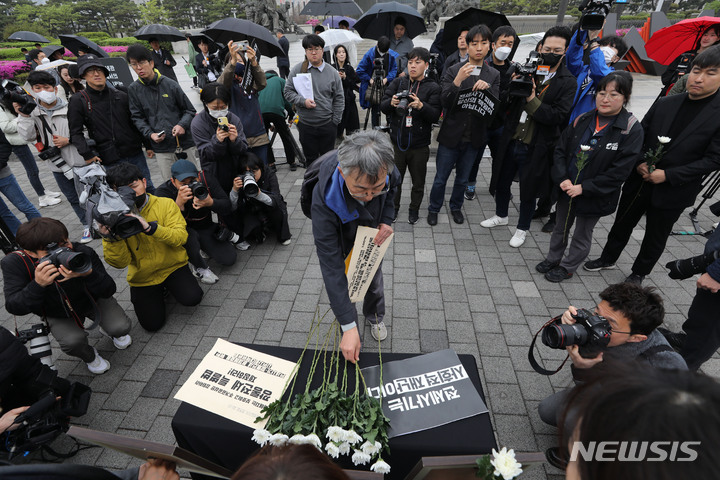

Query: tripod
(671, 169), (720, 237)
(363, 66), (386, 130)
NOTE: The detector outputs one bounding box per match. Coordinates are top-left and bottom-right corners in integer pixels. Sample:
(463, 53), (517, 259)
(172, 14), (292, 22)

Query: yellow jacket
(102, 195), (189, 287)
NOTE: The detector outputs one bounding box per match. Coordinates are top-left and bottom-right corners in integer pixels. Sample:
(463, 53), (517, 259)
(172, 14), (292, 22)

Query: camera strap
(528, 316), (570, 375)
(10, 251), (52, 334)
(37, 115), (54, 149)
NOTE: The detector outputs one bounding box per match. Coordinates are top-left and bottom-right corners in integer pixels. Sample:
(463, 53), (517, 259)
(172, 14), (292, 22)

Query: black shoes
(545, 266), (573, 283)
(427, 211), (438, 226)
(583, 258), (617, 271)
(657, 327), (687, 353)
(542, 212), (556, 233)
(535, 259), (559, 274)
(451, 210), (464, 224)
(545, 447), (569, 470)
(625, 273), (645, 285)
(408, 210), (419, 225)
(289, 162), (297, 172)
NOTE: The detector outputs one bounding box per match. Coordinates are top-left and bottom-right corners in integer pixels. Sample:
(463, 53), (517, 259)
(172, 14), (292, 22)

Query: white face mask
(35, 90), (57, 104)
(208, 108), (228, 119)
(494, 46), (512, 61)
(40, 57), (50, 64)
(600, 46), (616, 65)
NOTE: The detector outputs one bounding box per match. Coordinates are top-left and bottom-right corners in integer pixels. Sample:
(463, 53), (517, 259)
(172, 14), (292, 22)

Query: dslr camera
(188, 180), (209, 200)
(0, 79), (37, 115)
(541, 308), (612, 357)
(395, 89), (410, 116)
(578, 0), (614, 31)
(214, 224), (241, 244)
(240, 171), (259, 197)
(17, 323), (54, 369)
(39, 242), (92, 274)
(666, 250), (720, 280)
(509, 51), (543, 98)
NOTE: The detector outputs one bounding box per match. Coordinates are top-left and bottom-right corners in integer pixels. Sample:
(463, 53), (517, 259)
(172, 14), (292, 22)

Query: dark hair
(28, 49), (43, 62)
(492, 25), (517, 43)
(314, 25), (325, 33)
(692, 44), (720, 70)
(407, 46), (430, 63)
(241, 152), (265, 180)
(701, 24), (720, 45)
(466, 25), (493, 44)
(27, 70), (57, 87)
(596, 71), (632, 104)
(276, 28), (284, 34)
(16, 218), (69, 252)
(231, 445), (351, 480)
(598, 283), (664, 335)
(338, 20), (349, 28)
(333, 44), (351, 67)
(106, 162), (144, 188)
(126, 44), (153, 63)
(561, 363), (720, 480)
(377, 36), (391, 53)
(21, 48), (28, 53)
(148, 37), (159, 43)
(394, 16), (406, 27)
(200, 82), (231, 106)
(541, 25), (572, 48)
(57, 64), (84, 93)
(598, 35), (628, 58)
(302, 34), (325, 50)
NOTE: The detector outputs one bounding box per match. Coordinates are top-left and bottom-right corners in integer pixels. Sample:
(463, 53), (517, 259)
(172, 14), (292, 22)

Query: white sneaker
(196, 267), (219, 284)
(281, 239), (291, 246)
(39, 195), (61, 207)
(45, 190), (62, 198)
(79, 228), (93, 244)
(235, 240), (251, 251)
(480, 215), (509, 228)
(112, 334), (132, 350)
(509, 228), (527, 248)
(370, 321), (388, 341)
(86, 348), (110, 374)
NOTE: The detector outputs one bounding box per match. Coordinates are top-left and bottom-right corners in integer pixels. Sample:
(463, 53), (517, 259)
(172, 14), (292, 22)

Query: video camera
(578, 0), (614, 31)
(509, 51), (543, 98)
(426, 53), (441, 84)
(0, 79), (36, 116)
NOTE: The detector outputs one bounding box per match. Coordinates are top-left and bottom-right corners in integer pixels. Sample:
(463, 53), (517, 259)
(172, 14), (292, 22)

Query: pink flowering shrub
(0, 60), (31, 80)
(101, 46), (128, 53)
(616, 28), (641, 37)
(305, 19), (320, 26)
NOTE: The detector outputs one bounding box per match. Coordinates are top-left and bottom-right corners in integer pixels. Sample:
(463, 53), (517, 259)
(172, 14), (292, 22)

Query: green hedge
(0, 48), (24, 60)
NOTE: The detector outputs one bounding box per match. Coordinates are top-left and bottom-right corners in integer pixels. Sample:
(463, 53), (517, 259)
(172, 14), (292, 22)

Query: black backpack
(300, 158), (326, 219)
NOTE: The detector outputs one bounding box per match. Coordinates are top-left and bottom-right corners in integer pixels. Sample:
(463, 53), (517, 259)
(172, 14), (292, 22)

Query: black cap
(77, 54), (109, 77)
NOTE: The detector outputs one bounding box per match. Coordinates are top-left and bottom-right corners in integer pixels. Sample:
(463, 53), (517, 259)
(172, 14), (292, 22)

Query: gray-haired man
(311, 131), (401, 362)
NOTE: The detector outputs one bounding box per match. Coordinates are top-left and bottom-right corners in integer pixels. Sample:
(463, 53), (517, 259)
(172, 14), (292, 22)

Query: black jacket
(194, 52), (222, 79)
(437, 60), (500, 149)
(154, 172), (233, 230)
(276, 36), (290, 68)
(552, 108), (644, 217)
(621, 91), (720, 210)
(1, 244), (117, 319)
(151, 48), (178, 82)
(380, 76), (442, 150)
(0, 129), (10, 170)
(68, 85), (148, 163)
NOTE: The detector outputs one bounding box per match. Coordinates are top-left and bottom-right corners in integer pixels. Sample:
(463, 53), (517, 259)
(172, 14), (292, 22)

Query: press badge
(519, 111), (528, 124)
(405, 116), (413, 127)
(536, 65), (550, 76)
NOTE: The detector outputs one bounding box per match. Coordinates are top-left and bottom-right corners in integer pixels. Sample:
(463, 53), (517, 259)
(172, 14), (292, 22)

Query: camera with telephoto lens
(542, 308), (612, 357)
(1, 79), (37, 115)
(578, 0), (614, 31)
(666, 251), (720, 280)
(17, 323), (54, 369)
(88, 185), (145, 239)
(214, 224), (241, 244)
(39, 242), (92, 274)
(509, 51), (543, 98)
(241, 171), (259, 197)
(395, 89), (410, 116)
(188, 180), (209, 200)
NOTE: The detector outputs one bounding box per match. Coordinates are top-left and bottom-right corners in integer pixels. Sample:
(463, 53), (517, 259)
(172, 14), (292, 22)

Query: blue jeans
(0, 174), (41, 223)
(249, 144), (269, 167)
(119, 153), (154, 194)
(0, 195), (21, 234)
(13, 145), (45, 197)
(494, 140), (536, 231)
(468, 125), (504, 187)
(429, 142), (479, 213)
(52, 172), (86, 226)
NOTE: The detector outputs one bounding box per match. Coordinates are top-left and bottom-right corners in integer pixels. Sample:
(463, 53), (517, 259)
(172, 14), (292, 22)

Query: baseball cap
(170, 159), (199, 181)
(77, 54), (109, 77)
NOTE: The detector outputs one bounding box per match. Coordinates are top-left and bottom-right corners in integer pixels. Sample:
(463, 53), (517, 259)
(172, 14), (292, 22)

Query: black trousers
(393, 144), (429, 213)
(130, 265), (203, 332)
(263, 112), (295, 166)
(185, 225), (237, 269)
(298, 121), (336, 165)
(599, 183), (684, 276)
(681, 288), (720, 370)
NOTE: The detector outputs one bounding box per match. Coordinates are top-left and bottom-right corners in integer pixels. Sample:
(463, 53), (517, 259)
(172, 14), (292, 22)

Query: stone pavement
(1, 33), (719, 479)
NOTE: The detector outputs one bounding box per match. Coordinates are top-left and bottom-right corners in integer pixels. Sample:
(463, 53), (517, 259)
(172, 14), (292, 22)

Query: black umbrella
(189, 34), (220, 55)
(41, 45), (66, 59)
(300, 0), (362, 17)
(8, 31), (50, 43)
(133, 24), (186, 42)
(201, 18), (284, 58)
(354, 1), (425, 40)
(442, 8), (512, 57)
(59, 35), (109, 58)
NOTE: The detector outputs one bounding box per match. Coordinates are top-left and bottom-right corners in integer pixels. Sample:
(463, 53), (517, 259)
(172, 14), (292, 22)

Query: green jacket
(258, 72), (293, 118)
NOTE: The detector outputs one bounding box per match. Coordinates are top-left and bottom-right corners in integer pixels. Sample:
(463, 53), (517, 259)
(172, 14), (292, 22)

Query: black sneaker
(545, 265), (573, 283)
(657, 327), (687, 353)
(625, 273), (645, 285)
(535, 259), (559, 274)
(464, 186), (476, 201)
(583, 258), (617, 272)
(408, 209), (419, 225)
(289, 162), (297, 172)
(542, 211), (557, 233)
(427, 211), (438, 226)
(451, 210), (464, 224)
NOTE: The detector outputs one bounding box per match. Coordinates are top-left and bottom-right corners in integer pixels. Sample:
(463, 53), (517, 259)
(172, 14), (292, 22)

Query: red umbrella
(645, 17), (720, 65)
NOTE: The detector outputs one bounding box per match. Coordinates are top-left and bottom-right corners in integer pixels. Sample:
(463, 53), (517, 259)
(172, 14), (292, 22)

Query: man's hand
(304, 99), (316, 109)
(0, 406), (30, 434)
(246, 45), (258, 66)
(138, 459), (179, 480)
(176, 185), (193, 210)
(171, 125), (185, 137)
(87, 156), (102, 164)
(636, 162), (649, 176)
(232, 176), (243, 192)
(698, 273), (720, 293)
(565, 184), (582, 198)
(216, 127), (230, 142)
(566, 344), (604, 369)
(472, 79), (490, 91)
(151, 133), (166, 143)
(559, 179), (573, 191)
(526, 77), (537, 102)
(644, 169), (666, 184)
(34, 260), (60, 287)
(408, 94), (423, 110)
(373, 223), (393, 245)
(13, 102), (30, 117)
(52, 135), (69, 148)
(390, 95), (400, 107)
(146, 149), (154, 158)
(453, 63), (475, 86)
(340, 327), (361, 363)
(125, 213), (150, 231)
(228, 124), (239, 142)
(58, 264), (92, 281)
(193, 194), (214, 210)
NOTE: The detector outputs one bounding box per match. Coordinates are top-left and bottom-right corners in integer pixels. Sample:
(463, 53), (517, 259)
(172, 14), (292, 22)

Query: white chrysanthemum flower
(268, 433), (289, 446)
(352, 449), (372, 465)
(490, 447), (523, 480)
(288, 434), (306, 445)
(360, 440), (381, 456)
(370, 459), (391, 474)
(343, 429), (363, 445)
(658, 136), (671, 144)
(325, 442), (341, 458)
(338, 442), (351, 456)
(326, 425), (345, 443)
(251, 429), (271, 446)
(580, 145), (591, 151)
(305, 433), (322, 449)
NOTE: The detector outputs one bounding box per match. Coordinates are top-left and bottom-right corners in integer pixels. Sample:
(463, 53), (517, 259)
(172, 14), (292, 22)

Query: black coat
(151, 48), (178, 82)
(276, 36), (290, 68)
(380, 75), (442, 149)
(437, 60), (500, 149)
(622, 92), (720, 210)
(333, 62), (361, 135)
(154, 172), (233, 230)
(552, 108), (644, 217)
(68, 85), (148, 163)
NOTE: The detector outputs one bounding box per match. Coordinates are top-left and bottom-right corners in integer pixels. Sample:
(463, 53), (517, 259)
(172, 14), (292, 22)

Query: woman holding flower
(536, 72), (643, 282)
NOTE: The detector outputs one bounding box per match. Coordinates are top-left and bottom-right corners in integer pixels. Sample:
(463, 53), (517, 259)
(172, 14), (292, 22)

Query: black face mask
(542, 52), (564, 68)
(134, 193), (147, 209)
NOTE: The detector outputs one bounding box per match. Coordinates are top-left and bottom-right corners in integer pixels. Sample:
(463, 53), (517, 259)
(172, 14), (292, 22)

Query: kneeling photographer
(1, 218), (131, 374)
(155, 159), (237, 285)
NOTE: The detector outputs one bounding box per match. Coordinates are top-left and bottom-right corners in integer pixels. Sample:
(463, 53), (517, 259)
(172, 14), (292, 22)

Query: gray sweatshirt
(284, 61), (344, 127)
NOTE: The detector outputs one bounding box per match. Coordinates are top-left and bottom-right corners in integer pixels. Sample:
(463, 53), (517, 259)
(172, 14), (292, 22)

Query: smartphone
(157, 130), (166, 137)
(471, 66), (482, 76)
(217, 116), (229, 132)
(237, 40), (249, 52)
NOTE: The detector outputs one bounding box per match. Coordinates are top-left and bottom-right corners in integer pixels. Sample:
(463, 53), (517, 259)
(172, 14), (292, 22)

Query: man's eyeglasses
(305, 47), (323, 53)
(129, 60), (150, 69)
(348, 184), (389, 199)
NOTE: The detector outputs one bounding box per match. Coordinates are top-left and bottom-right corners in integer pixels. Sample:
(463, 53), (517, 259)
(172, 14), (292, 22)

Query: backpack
(300, 158), (325, 219)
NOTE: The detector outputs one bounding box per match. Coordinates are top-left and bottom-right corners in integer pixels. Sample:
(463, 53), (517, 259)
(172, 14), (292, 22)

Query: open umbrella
(8, 31), (50, 43)
(442, 8), (512, 57)
(645, 17), (720, 65)
(202, 18), (284, 58)
(189, 34), (221, 55)
(133, 24), (186, 42)
(41, 45), (66, 59)
(354, 1), (425, 40)
(300, 0), (362, 17)
(322, 16), (357, 29)
(59, 34), (109, 58)
(35, 59), (75, 71)
(319, 29), (362, 52)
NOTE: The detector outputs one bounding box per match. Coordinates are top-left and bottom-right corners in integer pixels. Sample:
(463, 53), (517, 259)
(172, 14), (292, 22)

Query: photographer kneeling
(155, 159), (237, 285)
(1, 218), (132, 374)
(102, 163), (203, 332)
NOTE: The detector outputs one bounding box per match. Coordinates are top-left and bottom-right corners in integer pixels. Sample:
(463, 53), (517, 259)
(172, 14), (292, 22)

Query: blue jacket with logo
(566, 30), (614, 125)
